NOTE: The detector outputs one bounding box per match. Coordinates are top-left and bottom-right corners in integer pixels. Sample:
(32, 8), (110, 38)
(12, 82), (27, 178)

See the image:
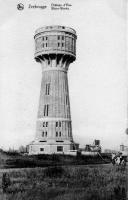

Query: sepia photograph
(0, 0), (127, 199)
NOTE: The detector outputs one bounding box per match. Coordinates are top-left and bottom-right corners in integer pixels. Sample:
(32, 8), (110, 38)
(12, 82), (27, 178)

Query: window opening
(59, 121), (61, 127)
(44, 105), (49, 116)
(42, 131), (44, 137)
(40, 148), (44, 151)
(45, 131), (47, 137)
(44, 105), (46, 116)
(46, 105), (49, 116)
(57, 146), (63, 152)
(56, 122), (58, 127)
(45, 83), (50, 95)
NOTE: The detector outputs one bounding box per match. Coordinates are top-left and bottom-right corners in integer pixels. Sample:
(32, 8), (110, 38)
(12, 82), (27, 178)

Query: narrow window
(42, 131), (44, 137)
(59, 121), (61, 127)
(46, 36), (48, 40)
(42, 37), (44, 41)
(56, 122), (58, 127)
(48, 60), (50, 65)
(58, 43), (60, 47)
(47, 83), (50, 95)
(44, 105), (49, 116)
(46, 105), (49, 116)
(58, 36), (60, 40)
(56, 132), (58, 137)
(45, 131), (47, 137)
(44, 105), (46, 116)
(45, 83), (50, 95)
(43, 122), (45, 127)
(46, 122), (48, 127)
(62, 43), (64, 47)
(59, 132), (61, 137)
(62, 36), (64, 40)
(46, 43), (47, 47)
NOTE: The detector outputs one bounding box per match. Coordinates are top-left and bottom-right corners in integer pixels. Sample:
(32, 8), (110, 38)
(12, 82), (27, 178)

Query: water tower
(29, 26), (77, 154)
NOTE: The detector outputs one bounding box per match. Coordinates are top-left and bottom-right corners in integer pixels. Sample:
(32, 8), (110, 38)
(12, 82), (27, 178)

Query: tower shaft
(36, 61), (72, 141)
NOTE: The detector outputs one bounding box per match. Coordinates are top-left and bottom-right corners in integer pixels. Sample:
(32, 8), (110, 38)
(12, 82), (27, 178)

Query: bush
(44, 166), (65, 178)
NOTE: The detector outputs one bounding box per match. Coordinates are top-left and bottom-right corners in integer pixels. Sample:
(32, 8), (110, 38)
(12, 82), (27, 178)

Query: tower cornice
(34, 25), (77, 38)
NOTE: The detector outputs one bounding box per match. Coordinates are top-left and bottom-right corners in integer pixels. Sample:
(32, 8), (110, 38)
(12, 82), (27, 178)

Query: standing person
(112, 153), (116, 165)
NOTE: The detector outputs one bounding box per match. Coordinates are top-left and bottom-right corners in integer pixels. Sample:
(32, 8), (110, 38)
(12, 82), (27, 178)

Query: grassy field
(0, 164), (127, 200)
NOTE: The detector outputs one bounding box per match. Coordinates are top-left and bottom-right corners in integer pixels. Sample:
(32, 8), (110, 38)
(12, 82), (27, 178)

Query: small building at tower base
(29, 140), (79, 155)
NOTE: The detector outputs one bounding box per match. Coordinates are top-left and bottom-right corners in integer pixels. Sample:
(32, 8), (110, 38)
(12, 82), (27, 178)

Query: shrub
(44, 166), (65, 178)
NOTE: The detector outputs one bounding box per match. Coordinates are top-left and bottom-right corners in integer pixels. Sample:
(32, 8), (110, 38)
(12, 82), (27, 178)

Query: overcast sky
(0, 0), (127, 150)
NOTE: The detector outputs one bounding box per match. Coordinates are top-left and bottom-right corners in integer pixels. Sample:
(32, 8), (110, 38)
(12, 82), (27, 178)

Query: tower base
(29, 140), (78, 155)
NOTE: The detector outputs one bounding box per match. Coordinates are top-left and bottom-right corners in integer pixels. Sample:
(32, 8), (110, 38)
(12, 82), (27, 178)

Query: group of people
(111, 152), (126, 166)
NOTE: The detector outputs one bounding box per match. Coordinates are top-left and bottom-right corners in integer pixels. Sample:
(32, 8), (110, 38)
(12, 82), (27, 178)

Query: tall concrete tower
(29, 25), (77, 154)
